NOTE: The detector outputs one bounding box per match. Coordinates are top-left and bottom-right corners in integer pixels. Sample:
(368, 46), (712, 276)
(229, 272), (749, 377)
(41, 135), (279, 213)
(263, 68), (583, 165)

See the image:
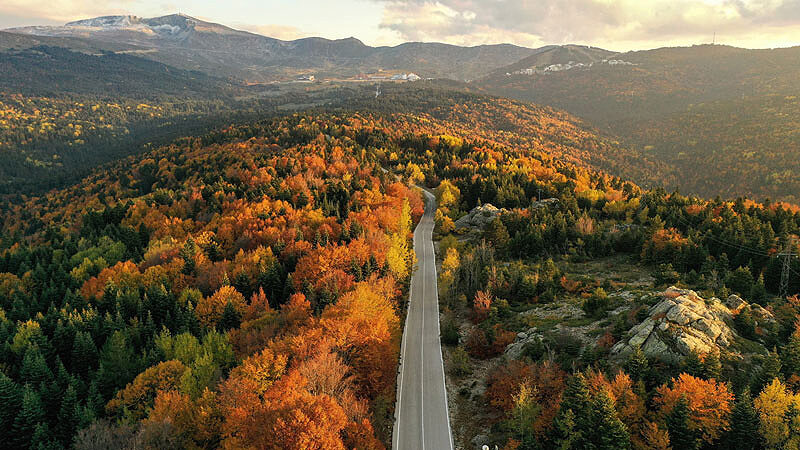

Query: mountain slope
(5, 14), (536, 82)
(479, 44), (800, 203)
(490, 44), (616, 75)
(0, 45), (241, 98)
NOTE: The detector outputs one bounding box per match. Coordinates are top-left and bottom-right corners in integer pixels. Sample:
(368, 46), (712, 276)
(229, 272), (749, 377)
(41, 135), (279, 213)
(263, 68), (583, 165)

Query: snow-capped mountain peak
(65, 15), (142, 29)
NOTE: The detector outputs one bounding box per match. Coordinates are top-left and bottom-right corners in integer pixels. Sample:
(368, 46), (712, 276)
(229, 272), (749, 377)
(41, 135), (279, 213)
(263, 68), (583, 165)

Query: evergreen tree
(726, 266), (754, 297)
(55, 384), (80, 446)
(592, 389), (631, 450)
(12, 386), (46, 450)
(0, 372), (22, 436)
(726, 389), (762, 450)
(750, 274), (768, 305)
(624, 346), (649, 383)
(702, 352), (722, 380)
(180, 237), (197, 275)
(31, 421), (61, 450)
(219, 301), (242, 331)
(485, 217), (510, 257)
(554, 408), (579, 450)
(40, 379), (62, 424)
(681, 351), (704, 378)
(20, 346), (53, 386)
(782, 329), (800, 378)
(71, 330), (98, 378)
(754, 349), (783, 394)
(95, 331), (136, 399)
(665, 396), (698, 450)
(555, 373), (594, 449)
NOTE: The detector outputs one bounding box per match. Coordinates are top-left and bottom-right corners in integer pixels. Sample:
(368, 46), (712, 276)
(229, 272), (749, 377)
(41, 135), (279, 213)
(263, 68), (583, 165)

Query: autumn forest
(1, 15), (800, 450)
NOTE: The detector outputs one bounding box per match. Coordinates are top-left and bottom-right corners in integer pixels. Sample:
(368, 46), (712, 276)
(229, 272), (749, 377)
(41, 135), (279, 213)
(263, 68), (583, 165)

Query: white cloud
(1, 0), (799, 49)
(374, 0), (800, 49)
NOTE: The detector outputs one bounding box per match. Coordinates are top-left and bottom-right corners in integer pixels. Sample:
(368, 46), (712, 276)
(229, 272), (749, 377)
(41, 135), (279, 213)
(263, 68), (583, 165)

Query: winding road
(393, 190), (454, 450)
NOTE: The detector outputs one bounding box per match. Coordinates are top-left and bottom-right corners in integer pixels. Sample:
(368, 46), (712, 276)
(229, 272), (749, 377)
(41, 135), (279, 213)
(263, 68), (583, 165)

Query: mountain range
(3, 14), (536, 82)
(2, 13), (800, 203)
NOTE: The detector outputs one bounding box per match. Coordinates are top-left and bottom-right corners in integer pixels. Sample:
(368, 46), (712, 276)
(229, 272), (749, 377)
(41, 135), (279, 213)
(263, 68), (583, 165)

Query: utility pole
(780, 237), (797, 298)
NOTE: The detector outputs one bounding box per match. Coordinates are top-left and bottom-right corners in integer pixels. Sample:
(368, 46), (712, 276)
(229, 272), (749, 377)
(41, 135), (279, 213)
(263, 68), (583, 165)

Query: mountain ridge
(3, 14), (537, 82)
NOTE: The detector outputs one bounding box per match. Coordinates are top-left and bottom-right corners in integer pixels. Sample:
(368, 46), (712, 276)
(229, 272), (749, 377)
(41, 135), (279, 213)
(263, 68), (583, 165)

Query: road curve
(393, 189), (453, 450)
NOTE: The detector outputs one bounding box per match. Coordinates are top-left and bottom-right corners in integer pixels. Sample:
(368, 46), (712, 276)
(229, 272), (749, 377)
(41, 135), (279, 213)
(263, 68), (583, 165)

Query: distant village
(295, 70), (422, 83)
(508, 59), (636, 76)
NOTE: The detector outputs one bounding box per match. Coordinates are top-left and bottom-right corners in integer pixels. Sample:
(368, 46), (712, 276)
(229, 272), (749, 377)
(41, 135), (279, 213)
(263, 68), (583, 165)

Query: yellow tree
(195, 286), (246, 328)
(386, 199), (414, 279)
(754, 378), (800, 449)
(436, 180), (460, 209)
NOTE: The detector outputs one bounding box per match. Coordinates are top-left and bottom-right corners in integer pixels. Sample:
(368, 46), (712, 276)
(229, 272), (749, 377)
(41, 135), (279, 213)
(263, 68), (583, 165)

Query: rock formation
(454, 203), (506, 231)
(611, 286), (770, 362)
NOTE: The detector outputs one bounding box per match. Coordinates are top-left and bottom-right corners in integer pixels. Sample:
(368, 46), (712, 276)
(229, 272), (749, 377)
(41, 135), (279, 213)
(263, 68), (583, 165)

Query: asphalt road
(393, 190), (453, 450)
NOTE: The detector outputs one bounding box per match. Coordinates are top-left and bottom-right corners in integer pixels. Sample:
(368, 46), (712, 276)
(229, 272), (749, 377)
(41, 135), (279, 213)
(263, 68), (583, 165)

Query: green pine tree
(20, 346), (53, 387)
(181, 237), (197, 275)
(219, 301), (242, 331)
(592, 389), (631, 450)
(782, 331), (800, 378)
(55, 384), (79, 446)
(726, 389), (762, 450)
(12, 386), (46, 450)
(624, 346), (649, 383)
(485, 218), (510, 256)
(70, 330), (98, 378)
(555, 373), (594, 449)
(31, 421), (60, 450)
(0, 372), (22, 436)
(754, 349), (783, 394)
(665, 396), (698, 450)
(95, 331), (136, 399)
(554, 408), (579, 450)
(702, 352), (722, 380)
(682, 351), (704, 377)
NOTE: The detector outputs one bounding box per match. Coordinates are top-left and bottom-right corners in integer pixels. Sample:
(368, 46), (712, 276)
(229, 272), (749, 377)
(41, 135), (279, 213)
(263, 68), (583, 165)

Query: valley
(0, 9), (799, 450)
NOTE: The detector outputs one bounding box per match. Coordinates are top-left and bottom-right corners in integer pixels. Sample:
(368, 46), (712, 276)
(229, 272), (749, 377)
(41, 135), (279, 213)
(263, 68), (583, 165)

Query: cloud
(374, 0), (800, 49)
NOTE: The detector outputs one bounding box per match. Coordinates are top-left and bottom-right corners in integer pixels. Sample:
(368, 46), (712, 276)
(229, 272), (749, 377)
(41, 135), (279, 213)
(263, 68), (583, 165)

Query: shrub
(441, 315), (461, 346)
(449, 347), (472, 377)
(583, 287), (610, 318)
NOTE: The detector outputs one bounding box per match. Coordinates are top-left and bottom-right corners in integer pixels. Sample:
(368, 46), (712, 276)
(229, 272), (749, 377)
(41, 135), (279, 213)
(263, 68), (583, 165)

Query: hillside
(479, 44), (800, 203)
(1, 90), (799, 450)
(489, 44), (615, 76)
(4, 14), (536, 82)
(0, 46), (242, 98)
(0, 66), (360, 195)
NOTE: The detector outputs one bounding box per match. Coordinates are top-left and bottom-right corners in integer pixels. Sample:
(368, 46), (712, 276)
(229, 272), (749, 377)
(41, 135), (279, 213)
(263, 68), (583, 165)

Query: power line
(780, 237), (797, 298)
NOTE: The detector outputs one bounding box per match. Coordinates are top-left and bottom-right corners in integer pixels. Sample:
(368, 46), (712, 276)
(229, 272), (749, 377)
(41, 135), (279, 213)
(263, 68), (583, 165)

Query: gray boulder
(454, 203), (506, 231)
(612, 286), (738, 363)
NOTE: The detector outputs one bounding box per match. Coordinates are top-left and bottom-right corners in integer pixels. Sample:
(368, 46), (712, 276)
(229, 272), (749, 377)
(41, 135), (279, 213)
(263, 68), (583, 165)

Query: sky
(2, 0), (800, 51)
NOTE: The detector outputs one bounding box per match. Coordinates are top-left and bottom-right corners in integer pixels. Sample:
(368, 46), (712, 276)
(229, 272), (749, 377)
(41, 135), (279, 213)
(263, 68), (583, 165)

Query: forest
(478, 44), (800, 203)
(0, 86), (799, 449)
(0, 113), (426, 449)
(0, 83), (359, 195)
(373, 95), (800, 448)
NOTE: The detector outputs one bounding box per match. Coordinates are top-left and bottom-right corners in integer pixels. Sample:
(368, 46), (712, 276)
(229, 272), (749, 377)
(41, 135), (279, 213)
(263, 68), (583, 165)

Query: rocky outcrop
(505, 327), (542, 360)
(454, 203), (506, 231)
(530, 198), (559, 210)
(612, 287), (741, 362)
